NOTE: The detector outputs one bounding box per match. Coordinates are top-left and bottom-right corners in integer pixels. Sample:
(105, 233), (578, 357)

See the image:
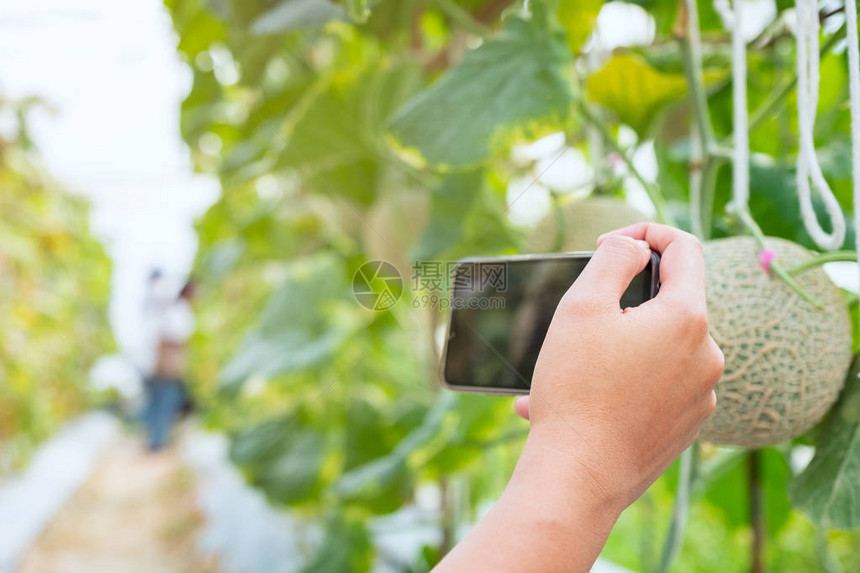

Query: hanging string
(725, 0), (749, 210)
(714, 0), (825, 306)
(712, 0), (735, 30)
(846, 0), (860, 298)
(723, 0), (777, 269)
(795, 0), (847, 250)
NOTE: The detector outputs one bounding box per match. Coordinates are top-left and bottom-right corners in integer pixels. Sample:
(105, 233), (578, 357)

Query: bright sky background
(0, 0), (219, 364)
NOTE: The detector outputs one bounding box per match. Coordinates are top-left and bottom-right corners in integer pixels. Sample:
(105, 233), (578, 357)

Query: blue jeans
(145, 377), (183, 451)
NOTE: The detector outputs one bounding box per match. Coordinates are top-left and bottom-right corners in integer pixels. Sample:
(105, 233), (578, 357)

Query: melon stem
(732, 204), (825, 309)
(787, 250), (859, 275)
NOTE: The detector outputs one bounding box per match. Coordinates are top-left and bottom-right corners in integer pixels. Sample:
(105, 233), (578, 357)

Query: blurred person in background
(144, 279), (197, 452)
(139, 269), (171, 379)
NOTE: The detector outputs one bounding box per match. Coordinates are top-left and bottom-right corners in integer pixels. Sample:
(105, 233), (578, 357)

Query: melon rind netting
(699, 236), (853, 448)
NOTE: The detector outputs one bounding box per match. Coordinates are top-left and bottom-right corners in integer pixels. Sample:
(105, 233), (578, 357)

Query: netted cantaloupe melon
(362, 191), (429, 276)
(700, 237), (853, 448)
(527, 197), (651, 252)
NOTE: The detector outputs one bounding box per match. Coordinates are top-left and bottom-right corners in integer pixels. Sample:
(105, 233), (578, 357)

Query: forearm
(433, 436), (623, 573)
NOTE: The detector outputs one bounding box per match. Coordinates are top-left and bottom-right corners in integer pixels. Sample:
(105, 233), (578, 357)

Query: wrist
(502, 434), (625, 543)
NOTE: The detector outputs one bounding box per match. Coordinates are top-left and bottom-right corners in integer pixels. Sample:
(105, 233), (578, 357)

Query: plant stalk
(439, 476), (455, 556)
(749, 450), (765, 573)
(815, 528), (844, 573)
(577, 101), (676, 226)
(655, 443), (698, 573)
(677, 0), (719, 238)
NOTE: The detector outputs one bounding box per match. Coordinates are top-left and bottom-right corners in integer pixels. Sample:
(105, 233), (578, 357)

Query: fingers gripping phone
(440, 252), (661, 395)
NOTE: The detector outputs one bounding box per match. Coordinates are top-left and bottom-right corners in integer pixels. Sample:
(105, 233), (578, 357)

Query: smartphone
(440, 252), (661, 395)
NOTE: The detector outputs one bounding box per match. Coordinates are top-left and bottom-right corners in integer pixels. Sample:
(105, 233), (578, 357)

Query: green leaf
(701, 448), (792, 536)
(200, 239), (245, 280)
(257, 430), (327, 504)
(334, 393), (455, 499)
(230, 413), (328, 505)
(708, 156), (856, 250)
(299, 515), (372, 573)
(180, 69), (223, 144)
(218, 254), (352, 390)
(175, 6), (225, 58)
(411, 170), (483, 261)
(387, 13), (572, 170)
(586, 53), (688, 136)
(250, 0), (346, 35)
(791, 356), (860, 529)
(426, 393), (524, 476)
(557, 0), (602, 54)
(278, 59), (423, 204)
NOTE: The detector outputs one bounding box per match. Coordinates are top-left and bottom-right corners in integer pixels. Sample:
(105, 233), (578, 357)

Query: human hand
(514, 223), (723, 512)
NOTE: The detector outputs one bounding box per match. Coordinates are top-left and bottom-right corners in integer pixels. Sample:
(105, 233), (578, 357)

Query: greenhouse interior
(3, 0), (860, 571)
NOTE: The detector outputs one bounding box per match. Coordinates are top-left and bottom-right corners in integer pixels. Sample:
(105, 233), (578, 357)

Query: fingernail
(636, 240), (650, 251)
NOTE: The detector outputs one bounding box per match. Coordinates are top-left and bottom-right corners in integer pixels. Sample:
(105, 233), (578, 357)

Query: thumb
(513, 396), (530, 421)
(566, 234), (652, 306)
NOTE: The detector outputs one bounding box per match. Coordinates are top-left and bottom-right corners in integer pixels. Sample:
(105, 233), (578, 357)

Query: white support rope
(846, 0), (860, 297)
(687, 0), (706, 238)
(795, 0), (847, 250)
(726, 0), (749, 210)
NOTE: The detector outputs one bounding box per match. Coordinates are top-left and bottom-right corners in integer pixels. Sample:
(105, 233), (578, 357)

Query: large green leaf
(230, 413), (328, 505)
(250, 0), (346, 35)
(387, 12), (572, 170)
(791, 357), (860, 529)
(334, 393), (455, 500)
(557, 0), (602, 54)
(586, 53), (688, 136)
(277, 58), (423, 204)
(218, 254), (352, 390)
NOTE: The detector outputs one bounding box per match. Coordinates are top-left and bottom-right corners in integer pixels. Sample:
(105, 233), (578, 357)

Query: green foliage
(231, 411), (327, 505)
(163, 0), (860, 570)
(0, 101), (114, 471)
(299, 515), (373, 573)
(556, 0), (602, 54)
(387, 8), (571, 169)
(586, 53), (689, 136)
(792, 356), (860, 529)
(218, 253), (355, 391)
(411, 170), (484, 260)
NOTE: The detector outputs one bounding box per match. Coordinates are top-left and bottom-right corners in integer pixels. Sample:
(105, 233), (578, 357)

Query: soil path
(15, 435), (220, 573)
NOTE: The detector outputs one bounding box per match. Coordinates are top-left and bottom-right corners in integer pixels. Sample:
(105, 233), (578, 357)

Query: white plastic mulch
(0, 412), (119, 573)
(181, 429), (308, 573)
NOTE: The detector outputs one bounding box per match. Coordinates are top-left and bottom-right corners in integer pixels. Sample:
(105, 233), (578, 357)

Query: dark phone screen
(443, 255), (656, 392)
